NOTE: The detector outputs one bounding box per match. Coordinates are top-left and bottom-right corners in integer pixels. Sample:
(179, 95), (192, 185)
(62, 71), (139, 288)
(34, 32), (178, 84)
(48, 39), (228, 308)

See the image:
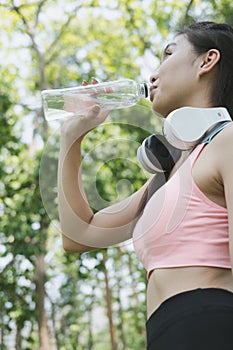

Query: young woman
(58, 22), (233, 349)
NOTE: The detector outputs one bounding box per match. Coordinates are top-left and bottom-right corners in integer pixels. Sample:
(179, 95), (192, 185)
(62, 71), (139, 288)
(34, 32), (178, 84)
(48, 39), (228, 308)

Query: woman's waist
(146, 266), (233, 319)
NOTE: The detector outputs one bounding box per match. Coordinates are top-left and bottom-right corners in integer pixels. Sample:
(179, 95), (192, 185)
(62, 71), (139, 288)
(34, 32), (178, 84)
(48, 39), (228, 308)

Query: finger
(88, 104), (101, 117)
(91, 77), (100, 84)
(85, 104), (110, 125)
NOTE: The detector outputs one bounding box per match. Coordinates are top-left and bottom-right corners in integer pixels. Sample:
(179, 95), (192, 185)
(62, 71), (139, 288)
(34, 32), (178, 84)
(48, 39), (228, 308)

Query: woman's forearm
(58, 135), (101, 251)
(59, 138), (93, 217)
(57, 105), (149, 250)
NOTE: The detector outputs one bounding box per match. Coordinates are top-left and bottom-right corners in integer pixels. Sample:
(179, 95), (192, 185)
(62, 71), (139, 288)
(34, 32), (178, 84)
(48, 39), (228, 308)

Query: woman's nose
(150, 70), (159, 84)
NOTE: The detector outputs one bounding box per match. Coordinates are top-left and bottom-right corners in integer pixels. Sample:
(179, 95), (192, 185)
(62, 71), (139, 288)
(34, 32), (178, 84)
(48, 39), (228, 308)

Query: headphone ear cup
(137, 134), (182, 174)
(137, 137), (164, 174)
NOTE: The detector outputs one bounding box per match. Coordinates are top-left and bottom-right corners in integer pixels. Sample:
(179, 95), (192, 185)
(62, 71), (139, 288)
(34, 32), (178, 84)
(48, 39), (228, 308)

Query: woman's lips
(149, 85), (158, 101)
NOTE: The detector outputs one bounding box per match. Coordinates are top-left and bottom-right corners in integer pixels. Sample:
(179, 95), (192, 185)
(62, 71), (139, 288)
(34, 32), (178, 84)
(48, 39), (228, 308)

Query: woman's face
(150, 34), (203, 117)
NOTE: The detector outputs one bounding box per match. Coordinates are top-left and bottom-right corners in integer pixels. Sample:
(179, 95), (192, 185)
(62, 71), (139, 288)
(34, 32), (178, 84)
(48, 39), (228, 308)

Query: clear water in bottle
(97, 93), (139, 109)
(41, 79), (150, 121)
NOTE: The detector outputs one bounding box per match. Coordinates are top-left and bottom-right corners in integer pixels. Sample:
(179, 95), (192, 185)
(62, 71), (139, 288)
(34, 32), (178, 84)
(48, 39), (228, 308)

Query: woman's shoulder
(210, 122), (233, 149)
(210, 122), (233, 173)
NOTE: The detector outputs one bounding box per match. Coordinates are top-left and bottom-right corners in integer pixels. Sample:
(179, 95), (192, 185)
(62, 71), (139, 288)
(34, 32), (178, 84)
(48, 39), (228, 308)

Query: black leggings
(146, 288), (233, 350)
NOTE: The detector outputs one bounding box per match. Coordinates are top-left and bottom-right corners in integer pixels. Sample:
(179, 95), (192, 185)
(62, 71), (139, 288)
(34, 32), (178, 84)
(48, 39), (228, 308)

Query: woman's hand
(61, 78), (110, 144)
(63, 78), (100, 115)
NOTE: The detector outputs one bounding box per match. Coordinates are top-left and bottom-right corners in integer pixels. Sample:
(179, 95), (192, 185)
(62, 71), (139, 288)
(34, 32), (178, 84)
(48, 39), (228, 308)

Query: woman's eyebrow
(161, 42), (177, 61)
(163, 42), (177, 52)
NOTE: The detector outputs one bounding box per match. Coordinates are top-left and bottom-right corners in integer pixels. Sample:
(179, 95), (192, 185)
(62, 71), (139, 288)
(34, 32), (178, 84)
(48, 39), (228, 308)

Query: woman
(58, 22), (233, 349)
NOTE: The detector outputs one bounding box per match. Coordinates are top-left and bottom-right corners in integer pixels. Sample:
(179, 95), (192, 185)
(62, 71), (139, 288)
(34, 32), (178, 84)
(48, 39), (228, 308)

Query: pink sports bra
(133, 143), (231, 279)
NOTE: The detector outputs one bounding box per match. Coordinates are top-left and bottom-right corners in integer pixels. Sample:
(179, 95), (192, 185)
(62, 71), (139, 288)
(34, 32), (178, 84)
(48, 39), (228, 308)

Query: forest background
(0, 1), (232, 349)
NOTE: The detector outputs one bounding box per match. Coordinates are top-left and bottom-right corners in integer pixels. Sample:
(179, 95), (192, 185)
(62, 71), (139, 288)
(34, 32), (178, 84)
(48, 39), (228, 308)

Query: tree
(1, 1), (233, 348)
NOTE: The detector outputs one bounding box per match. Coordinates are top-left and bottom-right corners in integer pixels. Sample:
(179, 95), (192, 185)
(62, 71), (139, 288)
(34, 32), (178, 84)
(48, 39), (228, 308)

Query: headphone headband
(137, 107), (232, 174)
(163, 107), (231, 150)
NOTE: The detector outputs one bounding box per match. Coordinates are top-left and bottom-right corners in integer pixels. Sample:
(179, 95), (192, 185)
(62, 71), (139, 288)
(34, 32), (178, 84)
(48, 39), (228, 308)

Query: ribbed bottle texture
(41, 79), (150, 121)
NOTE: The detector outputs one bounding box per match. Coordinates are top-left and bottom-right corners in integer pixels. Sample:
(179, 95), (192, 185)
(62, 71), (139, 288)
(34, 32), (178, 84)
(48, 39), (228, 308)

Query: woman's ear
(199, 49), (220, 76)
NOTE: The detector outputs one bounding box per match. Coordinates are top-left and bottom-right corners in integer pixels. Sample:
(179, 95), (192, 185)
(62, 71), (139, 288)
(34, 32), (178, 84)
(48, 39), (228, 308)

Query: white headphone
(137, 107), (232, 174)
(137, 134), (182, 174)
(163, 106), (231, 150)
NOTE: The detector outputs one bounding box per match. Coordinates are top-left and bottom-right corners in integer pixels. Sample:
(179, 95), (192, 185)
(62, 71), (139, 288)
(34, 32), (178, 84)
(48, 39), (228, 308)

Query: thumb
(85, 104), (110, 126)
(87, 104), (101, 117)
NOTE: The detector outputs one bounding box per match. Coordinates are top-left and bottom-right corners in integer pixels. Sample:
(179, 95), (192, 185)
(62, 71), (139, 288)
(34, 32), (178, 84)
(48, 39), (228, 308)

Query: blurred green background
(0, 1), (232, 349)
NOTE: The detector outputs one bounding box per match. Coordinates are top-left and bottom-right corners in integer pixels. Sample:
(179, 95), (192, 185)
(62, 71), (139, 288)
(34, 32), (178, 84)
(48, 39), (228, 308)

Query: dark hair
(178, 21), (233, 118)
(136, 21), (233, 218)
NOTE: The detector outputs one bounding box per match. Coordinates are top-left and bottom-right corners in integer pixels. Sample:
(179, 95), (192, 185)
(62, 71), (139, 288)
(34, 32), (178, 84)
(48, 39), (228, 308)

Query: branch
(9, 0), (47, 88)
(10, 1), (39, 53)
(34, 0), (46, 29)
(45, 7), (81, 66)
(181, 0), (195, 27)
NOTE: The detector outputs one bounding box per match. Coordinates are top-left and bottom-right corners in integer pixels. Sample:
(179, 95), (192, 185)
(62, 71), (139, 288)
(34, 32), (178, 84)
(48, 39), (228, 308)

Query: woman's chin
(152, 105), (169, 119)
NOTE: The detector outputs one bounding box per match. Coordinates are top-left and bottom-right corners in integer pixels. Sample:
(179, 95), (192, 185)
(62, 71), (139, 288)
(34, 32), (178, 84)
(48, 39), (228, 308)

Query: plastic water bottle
(41, 79), (150, 121)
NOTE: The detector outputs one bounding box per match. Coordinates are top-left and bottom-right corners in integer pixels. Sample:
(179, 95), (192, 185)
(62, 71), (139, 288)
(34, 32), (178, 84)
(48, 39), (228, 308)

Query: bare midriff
(146, 266), (233, 319)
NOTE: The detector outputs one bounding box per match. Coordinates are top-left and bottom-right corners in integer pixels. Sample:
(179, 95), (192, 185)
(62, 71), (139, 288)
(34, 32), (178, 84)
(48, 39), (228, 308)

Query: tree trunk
(102, 252), (118, 350)
(50, 300), (60, 350)
(115, 275), (126, 350)
(35, 254), (52, 350)
(15, 320), (22, 350)
(0, 304), (4, 350)
(87, 308), (93, 350)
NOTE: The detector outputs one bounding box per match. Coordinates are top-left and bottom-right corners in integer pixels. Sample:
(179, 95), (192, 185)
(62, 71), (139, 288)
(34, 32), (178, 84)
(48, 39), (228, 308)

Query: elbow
(62, 236), (78, 252)
(61, 234), (95, 253)
(62, 241), (78, 253)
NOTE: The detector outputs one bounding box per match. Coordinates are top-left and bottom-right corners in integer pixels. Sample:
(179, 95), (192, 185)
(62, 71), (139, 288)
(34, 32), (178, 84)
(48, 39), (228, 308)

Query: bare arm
(58, 104), (151, 252)
(217, 124), (233, 271)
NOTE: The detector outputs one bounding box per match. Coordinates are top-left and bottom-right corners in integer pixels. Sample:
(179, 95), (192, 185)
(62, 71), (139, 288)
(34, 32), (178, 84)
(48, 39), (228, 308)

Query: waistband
(146, 288), (233, 345)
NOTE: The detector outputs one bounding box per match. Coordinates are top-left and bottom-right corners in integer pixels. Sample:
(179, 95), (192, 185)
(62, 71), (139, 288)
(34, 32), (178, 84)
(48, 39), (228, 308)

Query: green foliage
(0, 0), (232, 348)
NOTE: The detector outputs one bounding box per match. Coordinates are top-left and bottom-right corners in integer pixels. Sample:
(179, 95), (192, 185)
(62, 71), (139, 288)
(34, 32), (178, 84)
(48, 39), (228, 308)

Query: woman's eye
(163, 50), (172, 59)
